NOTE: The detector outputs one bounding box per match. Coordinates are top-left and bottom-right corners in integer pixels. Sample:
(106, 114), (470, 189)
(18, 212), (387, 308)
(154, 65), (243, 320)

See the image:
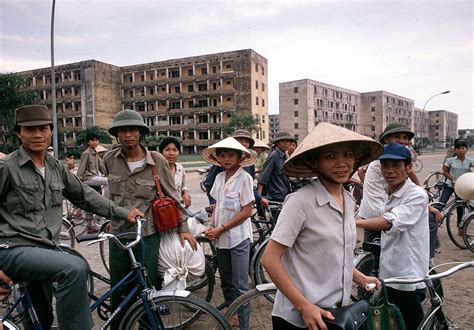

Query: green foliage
(0, 73), (39, 152)
(222, 114), (259, 135)
(145, 134), (175, 150)
(75, 127), (112, 147)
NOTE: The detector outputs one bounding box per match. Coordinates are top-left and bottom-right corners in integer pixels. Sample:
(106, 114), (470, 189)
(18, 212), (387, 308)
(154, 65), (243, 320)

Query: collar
(17, 145), (49, 168)
(224, 166), (245, 186)
(275, 148), (286, 158)
(88, 146), (97, 156)
(387, 178), (412, 198)
(313, 179), (354, 214)
(112, 143), (153, 164)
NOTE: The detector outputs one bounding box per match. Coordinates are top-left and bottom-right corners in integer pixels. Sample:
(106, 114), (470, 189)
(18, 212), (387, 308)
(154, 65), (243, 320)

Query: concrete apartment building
(268, 114), (280, 141)
(279, 79), (359, 142)
(427, 110), (458, 147)
(12, 49), (268, 154)
(279, 79), (418, 142)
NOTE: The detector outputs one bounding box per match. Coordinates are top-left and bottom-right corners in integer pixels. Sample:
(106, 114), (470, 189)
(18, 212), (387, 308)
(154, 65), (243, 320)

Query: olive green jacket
(0, 146), (130, 248)
(103, 144), (189, 236)
(76, 146), (106, 181)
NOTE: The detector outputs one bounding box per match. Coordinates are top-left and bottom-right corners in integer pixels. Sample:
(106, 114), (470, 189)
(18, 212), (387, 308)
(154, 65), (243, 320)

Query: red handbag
(151, 166), (181, 232)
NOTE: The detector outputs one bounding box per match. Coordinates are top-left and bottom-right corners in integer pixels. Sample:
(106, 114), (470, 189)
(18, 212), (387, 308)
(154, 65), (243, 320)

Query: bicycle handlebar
(86, 217), (145, 251)
(382, 261), (474, 285)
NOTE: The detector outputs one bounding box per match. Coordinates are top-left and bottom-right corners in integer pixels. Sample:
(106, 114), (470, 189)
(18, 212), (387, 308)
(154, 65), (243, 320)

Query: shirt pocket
(50, 181), (65, 206)
(15, 183), (40, 212)
(108, 175), (125, 198)
(135, 178), (156, 201)
(221, 191), (240, 212)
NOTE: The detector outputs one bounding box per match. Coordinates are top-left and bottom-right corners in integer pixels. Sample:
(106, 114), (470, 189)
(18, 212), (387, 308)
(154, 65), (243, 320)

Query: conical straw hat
(253, 140), (270, 150)
(201, 137), (256, 167)
(454, 172), (474, 200)
(284, 122), (383, 177)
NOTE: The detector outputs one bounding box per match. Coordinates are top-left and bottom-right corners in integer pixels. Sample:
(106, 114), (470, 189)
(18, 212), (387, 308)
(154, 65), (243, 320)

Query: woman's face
(162, 143), (180, 165)
(314, 143), (355, 184)
(455, 146), (467, 158)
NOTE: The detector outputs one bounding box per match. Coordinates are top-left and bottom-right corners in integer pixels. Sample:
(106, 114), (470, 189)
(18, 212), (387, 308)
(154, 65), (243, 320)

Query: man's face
(288, 141), (297, 155)
(117, 127), (141, 148)
(380, 159), (410, 188)
(88, 138), (99, 149)
(384, 133), (411, 146)
(275, 139), (291, 152)
(235, 137), (251, 149)
(455, 146), (467, 158)
(314, 143), (355, 185)
(17, 125), (52, 154)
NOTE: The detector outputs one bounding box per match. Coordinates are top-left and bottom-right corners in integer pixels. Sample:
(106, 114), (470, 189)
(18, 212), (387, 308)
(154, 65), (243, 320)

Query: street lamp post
(50, 0), (57, 156)
(420, 90), (450, 153)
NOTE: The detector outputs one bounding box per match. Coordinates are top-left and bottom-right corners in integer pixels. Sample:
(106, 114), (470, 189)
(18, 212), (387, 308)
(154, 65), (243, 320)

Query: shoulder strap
(151, 165), (165, 200)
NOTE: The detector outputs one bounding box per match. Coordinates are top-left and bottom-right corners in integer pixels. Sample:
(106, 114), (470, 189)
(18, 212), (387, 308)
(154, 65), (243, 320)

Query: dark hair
(86, 132), (99, 142)
(66, 153), (75, 158)
(159, 137), (181, 152)
(215, 148), (243, 158)
(14, 123), (54, 133)
(454, 140), (468, 149)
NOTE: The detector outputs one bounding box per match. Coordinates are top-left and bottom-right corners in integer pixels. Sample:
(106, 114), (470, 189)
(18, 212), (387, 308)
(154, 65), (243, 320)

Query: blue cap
(378, 143), (412, 162)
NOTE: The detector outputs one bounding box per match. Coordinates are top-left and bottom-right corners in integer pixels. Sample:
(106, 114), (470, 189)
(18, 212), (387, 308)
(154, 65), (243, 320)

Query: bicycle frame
(0, 282), (42, 330)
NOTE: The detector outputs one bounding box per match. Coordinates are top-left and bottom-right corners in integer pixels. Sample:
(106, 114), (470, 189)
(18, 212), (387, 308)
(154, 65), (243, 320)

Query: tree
(75, 127), (113, 148)
(0, 73), (39, 152)
(145, 134), (170, 150)
(222, 114), (260, 135)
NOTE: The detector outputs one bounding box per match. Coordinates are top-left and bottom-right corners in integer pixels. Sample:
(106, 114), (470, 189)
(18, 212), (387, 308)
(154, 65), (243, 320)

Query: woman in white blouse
(159, 137), (192, 208)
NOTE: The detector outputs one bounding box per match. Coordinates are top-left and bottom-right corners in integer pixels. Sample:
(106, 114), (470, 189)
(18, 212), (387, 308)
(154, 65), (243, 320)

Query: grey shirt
(0, 146), (130, 248)
(270, 180), (356, 327)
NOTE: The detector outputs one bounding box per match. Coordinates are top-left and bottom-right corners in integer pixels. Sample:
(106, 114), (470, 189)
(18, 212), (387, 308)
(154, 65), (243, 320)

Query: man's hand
(0, 271), (13, 296)
(260, 197), (269, 208)
(126, 208), (145, 224)
(300, 302), (334, 330)
(179, 232), (198, 251)
(429, 206), (443, 222)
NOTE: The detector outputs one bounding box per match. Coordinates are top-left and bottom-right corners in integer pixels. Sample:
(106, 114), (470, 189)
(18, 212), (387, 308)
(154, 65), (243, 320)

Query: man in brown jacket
(103, 109), (197, 324)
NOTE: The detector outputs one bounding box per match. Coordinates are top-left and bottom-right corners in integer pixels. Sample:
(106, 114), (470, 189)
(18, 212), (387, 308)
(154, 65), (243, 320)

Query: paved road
(74, 150), (474, 328)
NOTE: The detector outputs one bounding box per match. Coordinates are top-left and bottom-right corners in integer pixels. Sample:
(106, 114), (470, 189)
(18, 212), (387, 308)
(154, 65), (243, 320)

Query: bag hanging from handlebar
(151, 166), (181, 232)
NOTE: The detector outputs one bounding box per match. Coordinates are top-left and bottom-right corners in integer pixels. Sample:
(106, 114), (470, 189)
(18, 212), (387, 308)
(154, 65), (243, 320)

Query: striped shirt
(358, 160), (387, 218)
(210, 167), (255, 249)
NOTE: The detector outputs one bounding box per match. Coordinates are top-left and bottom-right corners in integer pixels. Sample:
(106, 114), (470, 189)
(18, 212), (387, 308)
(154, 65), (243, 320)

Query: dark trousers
(386, 286), (426, 330)
(428, 212), (439, 259)
(272, 316), (305, 329)
(109, 234), (160, 329)
(0, 246), (93, 330)
(217, 239), (250, 329)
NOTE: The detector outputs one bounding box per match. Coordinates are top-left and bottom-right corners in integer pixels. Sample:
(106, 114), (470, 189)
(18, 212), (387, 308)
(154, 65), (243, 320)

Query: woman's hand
(182, 190), (192, 208)
(179, 232), (197, 251)
(300, 302), (334, 330)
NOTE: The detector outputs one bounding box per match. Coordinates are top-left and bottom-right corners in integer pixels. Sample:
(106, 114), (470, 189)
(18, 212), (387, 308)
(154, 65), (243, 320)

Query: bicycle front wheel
(462, 212), (474, 252)
(120, 292), (231, 329)
(446, 202), (470, 249)
(413, 159), (423, 172)
(352, 253), (377, 301)
(224, 284), (276, 330)
(99, 221), (110, 274)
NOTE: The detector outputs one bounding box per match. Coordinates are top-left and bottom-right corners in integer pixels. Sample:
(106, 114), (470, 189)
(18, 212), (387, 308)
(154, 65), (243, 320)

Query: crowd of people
(0, 105), (472, 329)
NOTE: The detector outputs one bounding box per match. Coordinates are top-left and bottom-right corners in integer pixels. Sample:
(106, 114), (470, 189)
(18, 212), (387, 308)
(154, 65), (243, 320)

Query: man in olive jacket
(0, 105), (143, 330)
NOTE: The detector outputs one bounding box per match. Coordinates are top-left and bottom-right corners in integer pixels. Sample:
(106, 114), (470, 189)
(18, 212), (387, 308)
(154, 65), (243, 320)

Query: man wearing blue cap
(356, 143), (429, 330)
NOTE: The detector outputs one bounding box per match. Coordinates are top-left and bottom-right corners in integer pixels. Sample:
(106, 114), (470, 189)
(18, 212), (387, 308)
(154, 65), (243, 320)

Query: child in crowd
(262, 123), (382, 329)
(202, 137), (256, 328)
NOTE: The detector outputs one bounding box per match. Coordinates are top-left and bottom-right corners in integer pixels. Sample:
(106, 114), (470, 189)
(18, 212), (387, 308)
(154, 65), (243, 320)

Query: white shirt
(210, 167), (255, 249)
(358, 160), (387, 218)
(271, 180), (356, 328)
(380, 178), (429, 291)
(127, 158), (146, 172)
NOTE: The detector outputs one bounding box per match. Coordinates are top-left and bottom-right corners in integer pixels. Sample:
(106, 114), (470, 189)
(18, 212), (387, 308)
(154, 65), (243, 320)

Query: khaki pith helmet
(108, 109), (150, 136)
(232, 129), (255, 148)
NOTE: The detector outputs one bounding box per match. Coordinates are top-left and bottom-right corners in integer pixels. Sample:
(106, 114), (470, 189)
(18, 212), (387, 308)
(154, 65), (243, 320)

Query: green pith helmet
(108, 109), (150, 136)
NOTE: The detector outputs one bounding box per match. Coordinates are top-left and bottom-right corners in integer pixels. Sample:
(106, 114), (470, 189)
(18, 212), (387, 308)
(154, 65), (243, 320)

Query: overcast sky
(1, 0), (472, 128)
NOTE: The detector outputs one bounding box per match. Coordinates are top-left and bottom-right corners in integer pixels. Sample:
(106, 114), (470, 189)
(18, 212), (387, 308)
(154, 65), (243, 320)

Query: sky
(1, 0), (472, 128)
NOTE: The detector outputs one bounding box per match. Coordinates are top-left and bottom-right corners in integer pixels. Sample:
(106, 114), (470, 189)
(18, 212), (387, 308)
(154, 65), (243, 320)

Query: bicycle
(1, 218), (231, 329)
(412, 155), (423, 172)
(423, 171), (448, 201)
(377, 260), (474, 329)
(462, 211), (474, 252)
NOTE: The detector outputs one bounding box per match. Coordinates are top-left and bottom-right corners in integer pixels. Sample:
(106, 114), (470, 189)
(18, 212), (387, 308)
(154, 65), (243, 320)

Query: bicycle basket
(363, 281), (406, 330)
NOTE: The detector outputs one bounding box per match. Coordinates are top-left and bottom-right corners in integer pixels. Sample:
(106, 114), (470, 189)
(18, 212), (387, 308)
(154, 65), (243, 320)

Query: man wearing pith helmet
(262, 123), (382, 329)
(0, 105), (143, 329)
(103, 109), (197, 325)
(358, 122), (422, 243)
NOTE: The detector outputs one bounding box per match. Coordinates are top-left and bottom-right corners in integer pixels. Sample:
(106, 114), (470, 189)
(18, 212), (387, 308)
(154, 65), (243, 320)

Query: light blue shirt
(444, 156), (474, 188)
(210, 167), (255, 249)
